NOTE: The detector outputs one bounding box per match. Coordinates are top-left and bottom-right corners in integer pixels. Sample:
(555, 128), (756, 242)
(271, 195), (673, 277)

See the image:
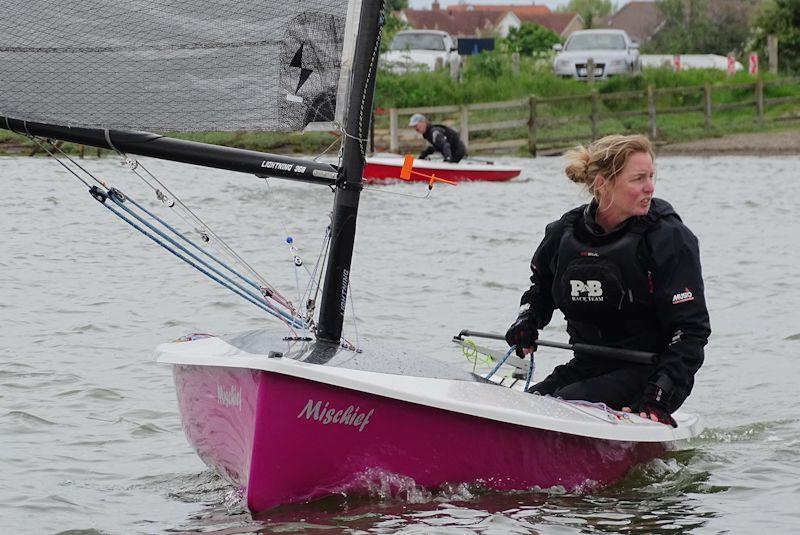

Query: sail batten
(0, 0), (356, 133)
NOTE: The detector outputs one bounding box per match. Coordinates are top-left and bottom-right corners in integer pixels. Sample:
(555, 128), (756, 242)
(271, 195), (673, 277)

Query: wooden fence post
(587, 58), (595, 85)
(703, 83), (712, 128)
(768, 35), (779, 74)
(460, 106), (469, 150)
(389, 108), (398, 153)
(590, 90), (599, 140)
(647, 85), (657, 140)
(528, 95), (538, 157)
(756, 79), (764, 123)
(450, 56), (460, 82)
(512, 52), (520, 76)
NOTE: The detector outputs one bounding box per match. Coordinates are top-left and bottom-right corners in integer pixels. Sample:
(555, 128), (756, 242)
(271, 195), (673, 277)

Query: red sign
(673, 55), (681, 72)
(727, 54), (736, 75)
(749, 53), (759, 75)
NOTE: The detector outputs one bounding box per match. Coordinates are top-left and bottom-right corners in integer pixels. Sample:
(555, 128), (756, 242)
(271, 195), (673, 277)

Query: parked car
(380, 30), (458, 73)
(553, 29), (640, 80)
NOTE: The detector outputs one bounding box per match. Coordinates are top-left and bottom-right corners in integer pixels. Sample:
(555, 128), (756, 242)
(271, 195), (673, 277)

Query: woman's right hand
(504, 316), (538, 358)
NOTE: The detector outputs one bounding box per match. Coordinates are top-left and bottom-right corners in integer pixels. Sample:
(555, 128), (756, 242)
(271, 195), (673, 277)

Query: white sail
(0, 0), (360, 132)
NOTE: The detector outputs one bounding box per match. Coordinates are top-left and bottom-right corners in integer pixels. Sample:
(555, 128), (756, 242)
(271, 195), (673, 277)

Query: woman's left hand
(622, 405), (677, 427)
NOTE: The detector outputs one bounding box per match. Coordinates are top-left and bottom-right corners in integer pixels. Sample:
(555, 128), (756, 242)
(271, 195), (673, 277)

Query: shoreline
(656, 129), (800, 156)
(2, 128), (799, 158)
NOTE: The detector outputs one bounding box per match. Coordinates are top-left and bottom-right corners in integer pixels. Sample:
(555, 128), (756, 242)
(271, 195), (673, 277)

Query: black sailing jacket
(518, 198), (711, 411)
(419, 123), (466, 163)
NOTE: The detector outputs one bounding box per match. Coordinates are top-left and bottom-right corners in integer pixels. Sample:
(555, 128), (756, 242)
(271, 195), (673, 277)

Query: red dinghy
(364, 154), (522, 184)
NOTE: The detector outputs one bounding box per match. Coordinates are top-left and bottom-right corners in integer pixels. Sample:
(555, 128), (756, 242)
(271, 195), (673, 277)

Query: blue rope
(484, 345), (536, 392)
(485, 345), (516, 380)
(124, 194), (273, 300)
(108, 193), (303, 328)
(100, 201), (304, 329)
(524, 354), (536, 393)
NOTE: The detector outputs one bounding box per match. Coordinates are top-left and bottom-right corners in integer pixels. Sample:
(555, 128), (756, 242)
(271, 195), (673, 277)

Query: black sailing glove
(505, 307), (538, 359)
(636, 381), (678, 427)
(417, 153), (429, 160)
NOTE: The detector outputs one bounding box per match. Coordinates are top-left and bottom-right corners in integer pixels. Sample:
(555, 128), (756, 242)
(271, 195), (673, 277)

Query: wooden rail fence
(377, 77), (800, 156)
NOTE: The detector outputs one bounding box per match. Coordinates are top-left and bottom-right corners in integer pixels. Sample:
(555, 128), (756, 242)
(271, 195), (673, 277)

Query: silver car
(553, 29), (640, 80)
(380, 30), (458, 74)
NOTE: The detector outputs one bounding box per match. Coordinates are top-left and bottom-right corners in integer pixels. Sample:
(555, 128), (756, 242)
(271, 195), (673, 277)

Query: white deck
(155, 335), (703, 443)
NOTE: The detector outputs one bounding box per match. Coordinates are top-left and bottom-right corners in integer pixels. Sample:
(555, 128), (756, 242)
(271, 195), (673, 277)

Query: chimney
(432, 1), (440, 10)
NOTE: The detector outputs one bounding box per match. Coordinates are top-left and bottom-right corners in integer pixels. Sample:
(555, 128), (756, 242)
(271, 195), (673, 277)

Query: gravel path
(658, 128), (800, 156)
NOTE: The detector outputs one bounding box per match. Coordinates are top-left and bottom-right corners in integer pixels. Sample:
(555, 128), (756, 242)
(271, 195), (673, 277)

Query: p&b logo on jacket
(570, 280), (603, 302)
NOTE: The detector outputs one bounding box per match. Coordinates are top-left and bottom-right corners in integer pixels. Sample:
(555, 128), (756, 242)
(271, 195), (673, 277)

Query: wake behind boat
(364, 153), (522, 183)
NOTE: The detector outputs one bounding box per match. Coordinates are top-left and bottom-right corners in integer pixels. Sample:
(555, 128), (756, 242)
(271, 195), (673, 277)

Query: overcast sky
(407, 0), (634, 11)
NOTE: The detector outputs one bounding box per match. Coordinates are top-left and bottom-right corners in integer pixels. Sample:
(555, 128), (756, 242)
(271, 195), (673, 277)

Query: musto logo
(570, 280), (603, 302)
(672, 288), (694, 304)
(297, 399), (374, 432)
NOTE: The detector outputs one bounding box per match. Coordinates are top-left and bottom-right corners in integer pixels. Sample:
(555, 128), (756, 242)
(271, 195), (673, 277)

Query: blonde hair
(564, 134), (654, 199)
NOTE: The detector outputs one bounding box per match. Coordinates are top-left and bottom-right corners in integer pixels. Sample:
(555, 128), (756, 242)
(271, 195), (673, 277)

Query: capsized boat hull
(363, 154), (521, 183)
(162, 332), (700, 512)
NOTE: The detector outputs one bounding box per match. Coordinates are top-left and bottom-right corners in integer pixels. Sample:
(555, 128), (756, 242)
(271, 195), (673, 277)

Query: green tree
(384, 0), (408, 12)
(501, 23), (562, 55)
(750, 0), (800, 73)
(644, 0), (757, 56)
(380, 0), (409, 53)
(557, 0), (614, 29)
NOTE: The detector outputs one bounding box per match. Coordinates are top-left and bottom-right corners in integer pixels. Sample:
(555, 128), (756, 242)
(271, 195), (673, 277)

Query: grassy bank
(2, 55), (799, 157)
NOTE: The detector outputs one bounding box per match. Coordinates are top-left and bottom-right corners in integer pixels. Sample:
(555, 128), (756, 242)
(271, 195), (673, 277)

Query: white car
(553, 29), (640, 80)
(380, 30), (458, 74)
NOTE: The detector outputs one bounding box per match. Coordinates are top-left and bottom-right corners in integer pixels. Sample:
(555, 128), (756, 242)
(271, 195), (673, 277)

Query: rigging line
(30, 136), (301, 327)
(298, 226), (331, 328)
(132, 159), (286, 302)
(347, 281), (360, 349)
(312, 134), (343, 162)
(99, 199), (302, 330)
(309, 224), (333, 312)
(107, 191), (303, 330)
(362, 184), (433, 199)
(41, 139), (292, 313)
(121, 193), (298, 317)
(303, 230), (329, 299)
(336, 5), (384, 164)
(28, 137), (93, 188)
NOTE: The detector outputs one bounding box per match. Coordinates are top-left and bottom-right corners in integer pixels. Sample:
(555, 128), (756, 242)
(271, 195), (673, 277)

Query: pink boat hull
(363, 160), (521, 183)
(174, 364), (665, 512)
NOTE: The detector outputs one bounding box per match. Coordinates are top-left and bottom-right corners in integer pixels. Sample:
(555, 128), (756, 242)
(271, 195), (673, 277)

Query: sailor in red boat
(505, 134), (710, 427)
(409, 113), (467, 163)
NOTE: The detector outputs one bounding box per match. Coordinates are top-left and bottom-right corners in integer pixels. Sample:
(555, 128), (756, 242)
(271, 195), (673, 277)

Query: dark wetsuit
(418, 123), (466, 163)
(520, 198), (711, 412)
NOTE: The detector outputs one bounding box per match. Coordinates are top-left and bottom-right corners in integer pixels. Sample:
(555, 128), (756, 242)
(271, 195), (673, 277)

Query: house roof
(402, 9), (513, 37)
(595, 1), (664, 43)
(447, 3), (552, 17)
(517, 12), (582, 37)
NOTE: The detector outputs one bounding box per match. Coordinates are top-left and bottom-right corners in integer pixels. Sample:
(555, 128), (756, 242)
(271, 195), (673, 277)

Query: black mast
(315, 1), (383, 344)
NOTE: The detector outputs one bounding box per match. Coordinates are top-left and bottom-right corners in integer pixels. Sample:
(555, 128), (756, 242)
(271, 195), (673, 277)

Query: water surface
(1, 154), (798, 533)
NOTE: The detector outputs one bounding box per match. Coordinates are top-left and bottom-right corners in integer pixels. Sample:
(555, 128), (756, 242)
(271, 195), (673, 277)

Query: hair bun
(564, 147), (590, 185)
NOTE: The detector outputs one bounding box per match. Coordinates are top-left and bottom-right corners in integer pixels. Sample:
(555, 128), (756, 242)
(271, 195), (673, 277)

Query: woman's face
(597, 151), (655, 221)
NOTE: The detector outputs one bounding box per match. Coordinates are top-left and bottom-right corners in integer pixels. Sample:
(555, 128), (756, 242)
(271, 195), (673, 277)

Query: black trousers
(530, 359), (656, 410)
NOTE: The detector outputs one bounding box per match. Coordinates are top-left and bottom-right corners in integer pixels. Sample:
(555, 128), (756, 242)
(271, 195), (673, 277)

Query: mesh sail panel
(0, 0), (358, 132)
